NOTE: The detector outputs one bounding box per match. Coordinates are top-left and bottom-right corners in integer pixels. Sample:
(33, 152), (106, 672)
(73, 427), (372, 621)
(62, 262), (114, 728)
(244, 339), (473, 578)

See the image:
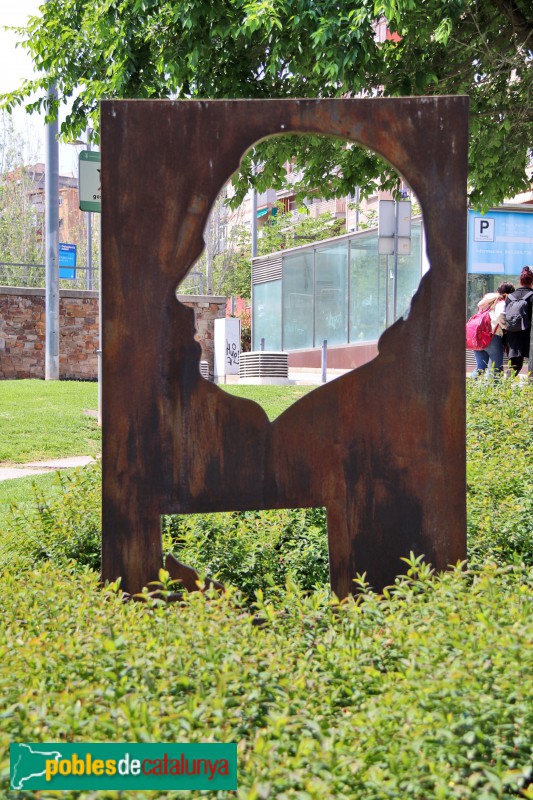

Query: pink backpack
(466, 308), (493, 350)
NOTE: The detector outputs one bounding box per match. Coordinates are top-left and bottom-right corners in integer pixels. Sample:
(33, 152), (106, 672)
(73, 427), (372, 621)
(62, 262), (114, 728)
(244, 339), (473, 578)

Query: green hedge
(1, 560), (532, 799)
(163, 506), (329, 596)
(1, 380), (532, 798)
(466, 378), (533, 567)
(0, 463), (101, 574)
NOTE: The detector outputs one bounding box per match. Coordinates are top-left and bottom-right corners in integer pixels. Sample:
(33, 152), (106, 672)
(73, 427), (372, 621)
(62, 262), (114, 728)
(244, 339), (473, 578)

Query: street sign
(79, 150), (101, 212)
(59, 242), (77, 279)
(396, 200), (412, 238)
(378, 199), (396, 238)
(378, 199), (412, 255)
(473, 216), (495, 242)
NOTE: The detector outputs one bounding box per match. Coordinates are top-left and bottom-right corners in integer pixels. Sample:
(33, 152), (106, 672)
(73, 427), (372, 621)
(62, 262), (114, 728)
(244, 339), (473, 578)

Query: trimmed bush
(163, 506), (329, 597)
(1, 463), (101, 573)
(466, 378), (533, 566)
(0, 559), (531, 799)
(1, 381), (532, 798)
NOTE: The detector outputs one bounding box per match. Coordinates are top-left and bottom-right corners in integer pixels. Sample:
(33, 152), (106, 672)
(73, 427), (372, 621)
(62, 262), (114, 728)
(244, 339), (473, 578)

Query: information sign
(468, 208), (533, 275)
(378, 199), (411, 255)
(59, 242), (77, 279)
(79, 150), (101, 212)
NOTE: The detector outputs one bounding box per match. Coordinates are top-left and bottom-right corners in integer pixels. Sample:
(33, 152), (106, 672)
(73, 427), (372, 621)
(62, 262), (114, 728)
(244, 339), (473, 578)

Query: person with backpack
(505, 266), (533, 376)
(470, 281), (515, 377)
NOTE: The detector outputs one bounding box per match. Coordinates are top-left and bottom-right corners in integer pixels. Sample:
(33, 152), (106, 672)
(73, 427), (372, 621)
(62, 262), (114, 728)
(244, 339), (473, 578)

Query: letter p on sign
(474, 217), (495, 242)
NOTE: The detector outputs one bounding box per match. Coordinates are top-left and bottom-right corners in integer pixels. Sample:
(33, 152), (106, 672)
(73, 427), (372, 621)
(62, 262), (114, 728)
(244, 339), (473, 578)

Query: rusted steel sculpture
(101, 97), (468, 598)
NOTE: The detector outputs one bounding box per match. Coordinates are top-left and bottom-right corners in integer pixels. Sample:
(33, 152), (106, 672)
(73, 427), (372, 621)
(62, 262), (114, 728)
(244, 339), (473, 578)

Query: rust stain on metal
(101, 98), (469, 598)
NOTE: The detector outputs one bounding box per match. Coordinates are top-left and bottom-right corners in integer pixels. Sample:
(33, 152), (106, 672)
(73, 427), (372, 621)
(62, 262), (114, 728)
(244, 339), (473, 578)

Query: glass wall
(349, 237), (388, 343)
(315, 242), (348, 345)
(282, 251), (315, 350)
(252, 220), (423, 352)
(252, 280), (282, 350)
(395, 224), (422, 318)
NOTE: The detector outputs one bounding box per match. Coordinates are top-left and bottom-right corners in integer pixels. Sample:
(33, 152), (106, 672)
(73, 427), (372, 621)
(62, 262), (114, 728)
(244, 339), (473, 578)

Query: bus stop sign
(79, 150), (101, 212)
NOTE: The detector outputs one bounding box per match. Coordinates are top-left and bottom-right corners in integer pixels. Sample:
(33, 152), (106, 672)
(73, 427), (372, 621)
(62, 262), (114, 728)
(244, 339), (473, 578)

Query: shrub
(163, 506), (329, 598)
(0, 559), (531, 799)
(2, 461), (102, 573)
(466, 378), (533, 566)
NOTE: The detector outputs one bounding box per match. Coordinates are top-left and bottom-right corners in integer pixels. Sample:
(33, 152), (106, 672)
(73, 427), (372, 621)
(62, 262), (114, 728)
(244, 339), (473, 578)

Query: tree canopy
(179, 201), (347, 298)
(2, 0), (531, 209)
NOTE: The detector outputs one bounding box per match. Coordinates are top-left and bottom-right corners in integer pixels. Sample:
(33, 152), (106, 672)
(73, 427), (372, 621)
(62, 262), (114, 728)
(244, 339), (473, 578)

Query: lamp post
(44, 0), (59, 381)
(86, 129), (93, 290)
(251, 157), (258, 259)
(68, 130), (94, 290)
(77, 143), (102, 424)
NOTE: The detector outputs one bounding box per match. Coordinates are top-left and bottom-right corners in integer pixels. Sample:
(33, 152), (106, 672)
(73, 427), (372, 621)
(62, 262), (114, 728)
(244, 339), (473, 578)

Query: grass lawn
(0, 381), (314, 532)
(223, 384), (314, 420)
(0, 380), (311, 465)
(0, 471), (72, 535)
(0, 379), (99, 463)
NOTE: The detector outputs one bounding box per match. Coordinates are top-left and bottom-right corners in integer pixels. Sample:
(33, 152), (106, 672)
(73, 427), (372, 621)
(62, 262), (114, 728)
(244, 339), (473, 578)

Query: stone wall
(178, 295), (227, 379)
(0, 288), (99, 380)
(0, 288), (226, 380)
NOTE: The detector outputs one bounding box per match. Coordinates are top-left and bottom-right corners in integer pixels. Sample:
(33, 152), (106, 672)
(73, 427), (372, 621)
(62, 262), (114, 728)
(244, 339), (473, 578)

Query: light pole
(78, 146), (102, 424)
(86, 129), (93, 290)
(44, 1), (59, 381)
(251, 157), (258, 259)
(68, 131), (94, 290)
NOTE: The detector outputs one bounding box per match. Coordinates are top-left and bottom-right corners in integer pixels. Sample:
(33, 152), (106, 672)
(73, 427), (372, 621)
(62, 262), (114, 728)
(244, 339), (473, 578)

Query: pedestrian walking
(505, 267), (533, 377)
(471, 281), (515, 378)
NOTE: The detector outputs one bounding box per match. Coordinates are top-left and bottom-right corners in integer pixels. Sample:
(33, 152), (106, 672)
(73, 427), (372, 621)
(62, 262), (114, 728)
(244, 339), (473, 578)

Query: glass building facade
(252, 221), (423, 352)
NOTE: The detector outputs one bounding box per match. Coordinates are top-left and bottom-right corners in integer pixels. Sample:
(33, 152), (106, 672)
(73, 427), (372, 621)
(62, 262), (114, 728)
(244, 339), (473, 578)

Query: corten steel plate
(101, 97), (469, 598)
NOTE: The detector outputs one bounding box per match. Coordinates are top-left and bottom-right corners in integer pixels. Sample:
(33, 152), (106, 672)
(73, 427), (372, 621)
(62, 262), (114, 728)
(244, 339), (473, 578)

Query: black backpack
(504, 290), (533, 332)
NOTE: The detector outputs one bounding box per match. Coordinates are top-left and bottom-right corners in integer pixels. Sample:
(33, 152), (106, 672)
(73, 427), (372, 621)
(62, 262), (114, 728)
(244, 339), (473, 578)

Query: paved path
(0, 456), (95, 482)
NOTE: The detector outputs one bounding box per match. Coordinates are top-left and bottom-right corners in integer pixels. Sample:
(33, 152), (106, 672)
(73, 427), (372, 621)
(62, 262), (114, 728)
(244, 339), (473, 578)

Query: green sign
(10, 742), (237, 791)
(79, 150), (101, 212)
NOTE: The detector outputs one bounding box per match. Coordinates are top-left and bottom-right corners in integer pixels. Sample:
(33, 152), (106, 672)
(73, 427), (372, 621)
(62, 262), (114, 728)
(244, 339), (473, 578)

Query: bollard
(321, 339), (327, 383)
